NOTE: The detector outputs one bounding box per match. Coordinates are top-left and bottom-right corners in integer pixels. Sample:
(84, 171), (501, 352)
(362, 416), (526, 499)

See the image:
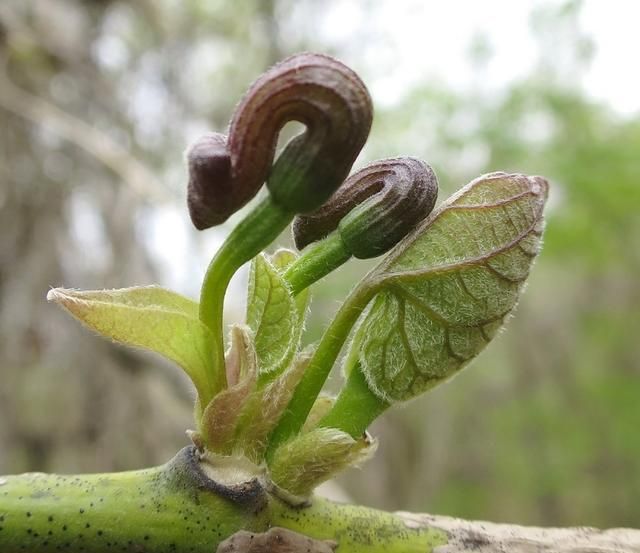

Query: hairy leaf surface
(47, 286), (214, 401)
(246, 252), (305, 378)
(201, 325), (257, 454)
(269, 427), (376, 497)
(234, 351), (310, 462)
(271, 248), (310, 326)
(358, 172), (548, 402)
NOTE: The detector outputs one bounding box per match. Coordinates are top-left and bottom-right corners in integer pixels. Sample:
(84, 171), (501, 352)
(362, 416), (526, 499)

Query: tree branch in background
(0, 65), (168, 202)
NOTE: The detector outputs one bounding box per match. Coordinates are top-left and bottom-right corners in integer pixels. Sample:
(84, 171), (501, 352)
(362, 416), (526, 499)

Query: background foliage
(0, 0), (638, 528)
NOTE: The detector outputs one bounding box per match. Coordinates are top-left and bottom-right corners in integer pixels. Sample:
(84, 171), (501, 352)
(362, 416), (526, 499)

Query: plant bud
(186, 133), (232, 230)
(293, 157), (438, 259)
(187, 53), (373, 230)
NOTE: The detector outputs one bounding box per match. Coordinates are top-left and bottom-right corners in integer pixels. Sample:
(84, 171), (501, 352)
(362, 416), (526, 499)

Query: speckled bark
(2, 448), (638, 552)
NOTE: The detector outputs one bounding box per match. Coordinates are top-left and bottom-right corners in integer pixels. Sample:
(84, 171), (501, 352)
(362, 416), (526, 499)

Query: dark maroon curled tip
(186, 52), (373, 230)
(186, 133), (232, 231)
(292, 157), (439, 259)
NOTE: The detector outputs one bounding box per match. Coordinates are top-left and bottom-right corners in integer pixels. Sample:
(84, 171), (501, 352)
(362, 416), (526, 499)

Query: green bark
(269, 496), (447, 553)
(0, 447), (447, 552)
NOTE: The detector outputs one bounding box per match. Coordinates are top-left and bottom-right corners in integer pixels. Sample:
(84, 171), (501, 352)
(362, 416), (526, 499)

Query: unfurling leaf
(47, 286), (216, 403)
(269, 427), (376, 497)
(200, 325), (257, 454)
(357, 172), (549, 403)
(246, 253), (304, 378)
(234, 351), (311, 462)
(270, 249), (310, 325)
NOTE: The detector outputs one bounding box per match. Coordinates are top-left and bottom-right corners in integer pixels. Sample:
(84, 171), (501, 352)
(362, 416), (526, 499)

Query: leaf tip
(529, 174), (550, 200)
(46, 288), (59, 302)
(46, 287), (74, 305)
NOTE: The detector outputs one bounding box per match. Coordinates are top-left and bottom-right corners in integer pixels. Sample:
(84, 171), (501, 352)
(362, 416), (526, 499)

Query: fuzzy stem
(199, 196), (292, 395)
(318, 361), (389, 438)
(283, 231), (352, 295)
(265, 280), (379, 460)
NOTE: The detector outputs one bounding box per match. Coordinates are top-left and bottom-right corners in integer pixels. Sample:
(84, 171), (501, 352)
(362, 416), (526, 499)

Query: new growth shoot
(48, 52), (549, 503)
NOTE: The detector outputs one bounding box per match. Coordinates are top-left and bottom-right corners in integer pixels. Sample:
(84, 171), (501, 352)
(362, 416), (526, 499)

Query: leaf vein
(483, 261), (527, 284)
(445, 329), (467, 362)
(384, 212), (542, 282)
(447, 189), (538, 211)
(398, 299), (420, 373)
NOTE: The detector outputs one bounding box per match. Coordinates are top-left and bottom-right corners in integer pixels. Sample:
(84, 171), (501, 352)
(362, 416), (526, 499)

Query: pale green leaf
(47, 285), (215, 402)
(358, 172), (548, 402)
(271, 248), (310, 325)
(246, 252), (302, 377)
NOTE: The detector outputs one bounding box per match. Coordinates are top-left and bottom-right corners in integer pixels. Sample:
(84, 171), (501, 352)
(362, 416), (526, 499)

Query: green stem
(265, 281), (378, 460)
(199, 196), (292, 395)
(0, 447), (267, 553)
(269, 496), (447, 553)
(318, 361), (389, 438)
(283, 231), (351, 295)
(0, 447), (448, 553)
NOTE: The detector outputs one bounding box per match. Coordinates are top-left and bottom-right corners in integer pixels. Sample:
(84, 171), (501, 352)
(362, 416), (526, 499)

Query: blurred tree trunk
(0, 0), (192, 475)
(0, 0), (293, 476)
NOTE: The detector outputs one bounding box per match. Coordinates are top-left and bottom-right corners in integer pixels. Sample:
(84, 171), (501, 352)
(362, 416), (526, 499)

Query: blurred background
(1, 0), (638, 528)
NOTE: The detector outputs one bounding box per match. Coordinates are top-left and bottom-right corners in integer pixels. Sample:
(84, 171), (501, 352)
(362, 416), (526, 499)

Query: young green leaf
(47, 286), (216, 405)
(246, 253), (304, 379)
(269, 427), (376, 498)
(270, 249), (310, 321)
(357, 172), (549, 402)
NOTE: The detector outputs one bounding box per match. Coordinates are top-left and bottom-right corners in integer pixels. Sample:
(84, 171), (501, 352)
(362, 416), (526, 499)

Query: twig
(0, 65), (169, 202)
(399, 512), (640, 553)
